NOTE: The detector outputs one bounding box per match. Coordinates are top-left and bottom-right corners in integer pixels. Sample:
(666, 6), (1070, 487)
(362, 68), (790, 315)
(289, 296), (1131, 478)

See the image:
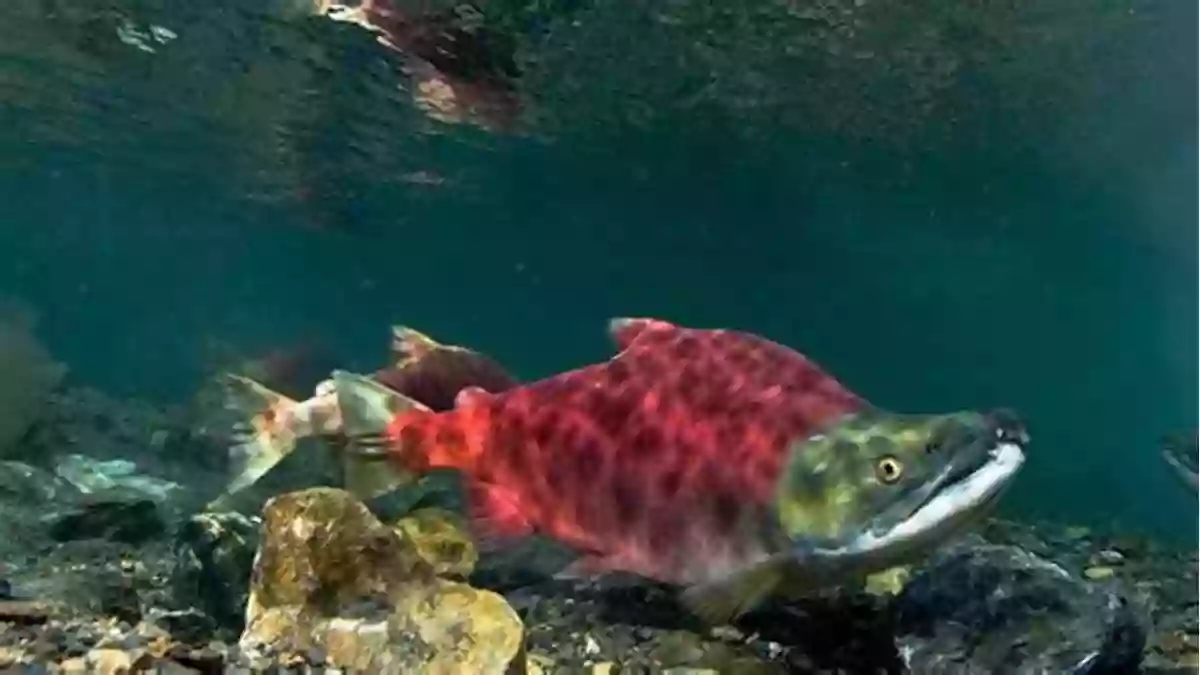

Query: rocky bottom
(0, 491), (1195, 675)
(0, 388), (1194, 674)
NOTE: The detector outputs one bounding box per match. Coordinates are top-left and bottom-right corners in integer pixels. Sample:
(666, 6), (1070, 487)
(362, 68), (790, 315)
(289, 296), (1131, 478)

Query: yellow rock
(864, 565), (912, 596)
(84, 648), (151, 675)
(57, 657), (88, 675)
(240, 488), (525, 675)
(526, 653), (555, 675)
(393, 507), (479, 579)
(1082, 565), (1115, 580)
(650, 631), (784, 674)
(244, 487), (431, 623)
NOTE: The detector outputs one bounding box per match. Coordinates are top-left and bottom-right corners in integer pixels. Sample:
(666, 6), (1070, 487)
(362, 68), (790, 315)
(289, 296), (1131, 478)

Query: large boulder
(893, 543), (1146, 674)
(237, 487), (526, 675)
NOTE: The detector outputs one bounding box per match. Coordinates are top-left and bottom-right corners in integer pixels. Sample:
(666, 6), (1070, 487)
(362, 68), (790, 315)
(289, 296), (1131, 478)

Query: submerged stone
(46, 497), (165, 544)
(893, 544), (1146, 674)
(171, 511), (261, 632)
(53, 454), (181, 503)
(239, 487), (525, 675)
(392, 507), (479, 579)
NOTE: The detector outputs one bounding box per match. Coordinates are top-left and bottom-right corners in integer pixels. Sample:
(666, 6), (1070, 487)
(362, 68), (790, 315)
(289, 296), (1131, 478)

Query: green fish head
(772, 407), (1027, 576)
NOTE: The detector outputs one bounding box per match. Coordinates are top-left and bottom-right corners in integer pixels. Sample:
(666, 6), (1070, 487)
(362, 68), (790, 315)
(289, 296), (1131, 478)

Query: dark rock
(145, 608), (218, 645)
(96, 577), (142, 625)
(46, 497), (165, 544)
(893, 544), (1146, 674)
(167, 643), (228, 674)
(0, 461), (78, 504)
(0, 461), (81, 558)
(0, 600), (54, 624)
(170, 511), (260, 632)
(148, 661), (204, 675)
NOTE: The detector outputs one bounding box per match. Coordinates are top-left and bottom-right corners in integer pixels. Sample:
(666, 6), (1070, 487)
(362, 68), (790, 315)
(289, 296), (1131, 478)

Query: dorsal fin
(607, 317), (679, 351)
(390, 326), (443, 367)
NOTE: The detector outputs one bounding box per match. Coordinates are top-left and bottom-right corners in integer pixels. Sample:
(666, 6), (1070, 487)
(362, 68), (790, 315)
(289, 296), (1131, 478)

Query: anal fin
(465, 480), (535, 550)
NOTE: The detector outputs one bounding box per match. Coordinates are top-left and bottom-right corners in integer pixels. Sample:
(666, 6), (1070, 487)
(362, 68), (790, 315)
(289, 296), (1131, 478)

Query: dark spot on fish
(605, 359), (631, 385)
(657, 464), (685, 499)
(720, 418), (747, 448)
(787, 407), (819, 435)
(752, 455), (778, 490)
(721, 342), (753, 372)
(671, 336), (701, 361)
(711, 494), (743, 534)
(533, 410), (562, 449)
(491, 415), (526, 474)
(557, 418), (581, 454)
(590, 391), (638, 437)
(399, 425), (425, 448)
(676, 367), (702, 403)
(572, 435), (605, 484)
(627, 422), (664, 460)
(435, 425), (463, 448)
(610, 475), (644, 527)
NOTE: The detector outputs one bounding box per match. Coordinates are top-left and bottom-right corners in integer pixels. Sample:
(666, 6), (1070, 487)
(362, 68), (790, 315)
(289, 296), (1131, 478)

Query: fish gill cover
(0, 0), (1194, 672)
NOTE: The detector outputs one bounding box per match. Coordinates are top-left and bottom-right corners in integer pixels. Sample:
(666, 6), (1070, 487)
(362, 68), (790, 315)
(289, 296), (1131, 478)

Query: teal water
(0, 0), (1195, 543)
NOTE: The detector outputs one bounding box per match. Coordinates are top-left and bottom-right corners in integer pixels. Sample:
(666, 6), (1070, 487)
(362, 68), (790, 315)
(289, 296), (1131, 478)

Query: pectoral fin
(679, 555), (789, 626)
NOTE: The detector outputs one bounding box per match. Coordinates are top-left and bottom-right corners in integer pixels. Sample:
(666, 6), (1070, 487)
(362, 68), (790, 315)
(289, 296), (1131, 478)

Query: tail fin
(207, 374), (306, 507)
(333, 370), (430, 500)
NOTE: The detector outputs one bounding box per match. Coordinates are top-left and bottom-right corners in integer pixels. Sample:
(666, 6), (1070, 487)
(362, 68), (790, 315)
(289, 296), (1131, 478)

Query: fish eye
(875, 455), (904, 484)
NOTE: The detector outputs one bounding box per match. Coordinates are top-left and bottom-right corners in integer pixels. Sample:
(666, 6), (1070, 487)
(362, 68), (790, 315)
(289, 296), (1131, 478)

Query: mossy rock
(240, 488), (525, 675)
(392, 507), (478, 579)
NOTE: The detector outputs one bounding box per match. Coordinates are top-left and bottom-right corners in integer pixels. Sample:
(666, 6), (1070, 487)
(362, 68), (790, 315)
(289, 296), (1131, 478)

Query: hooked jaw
(806, 408), (1028, 566)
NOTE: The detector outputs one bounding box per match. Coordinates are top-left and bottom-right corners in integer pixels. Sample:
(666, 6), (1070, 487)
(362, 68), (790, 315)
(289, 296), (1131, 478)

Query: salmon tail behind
(333, 370), (428, 500)
(390, 325), (442, 366)
(206, 374), (306, 509)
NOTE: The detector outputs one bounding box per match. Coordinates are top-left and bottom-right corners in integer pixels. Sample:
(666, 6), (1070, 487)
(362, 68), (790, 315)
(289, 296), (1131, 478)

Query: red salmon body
(380, 318), (866, 585)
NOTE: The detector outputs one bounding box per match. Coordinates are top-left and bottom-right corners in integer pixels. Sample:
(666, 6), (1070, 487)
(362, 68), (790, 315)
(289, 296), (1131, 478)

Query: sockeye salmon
(334, 317), (1028, 624)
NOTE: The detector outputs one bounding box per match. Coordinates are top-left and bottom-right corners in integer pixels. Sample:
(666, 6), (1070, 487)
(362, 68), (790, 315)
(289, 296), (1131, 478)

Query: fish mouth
(886, 440), (1025, 542)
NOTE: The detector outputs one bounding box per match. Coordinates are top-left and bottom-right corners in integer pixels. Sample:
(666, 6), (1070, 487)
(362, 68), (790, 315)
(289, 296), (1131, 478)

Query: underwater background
(0, 0), (1195, 554)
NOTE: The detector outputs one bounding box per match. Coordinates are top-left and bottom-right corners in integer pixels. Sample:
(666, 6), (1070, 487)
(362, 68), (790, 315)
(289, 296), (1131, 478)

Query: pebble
(1083, 565), (1116, 580)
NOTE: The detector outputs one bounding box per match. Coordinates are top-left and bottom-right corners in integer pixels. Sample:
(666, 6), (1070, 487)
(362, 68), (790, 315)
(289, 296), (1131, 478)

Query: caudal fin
(207, 374), (306, 507)
(333, 370), (429, 500)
